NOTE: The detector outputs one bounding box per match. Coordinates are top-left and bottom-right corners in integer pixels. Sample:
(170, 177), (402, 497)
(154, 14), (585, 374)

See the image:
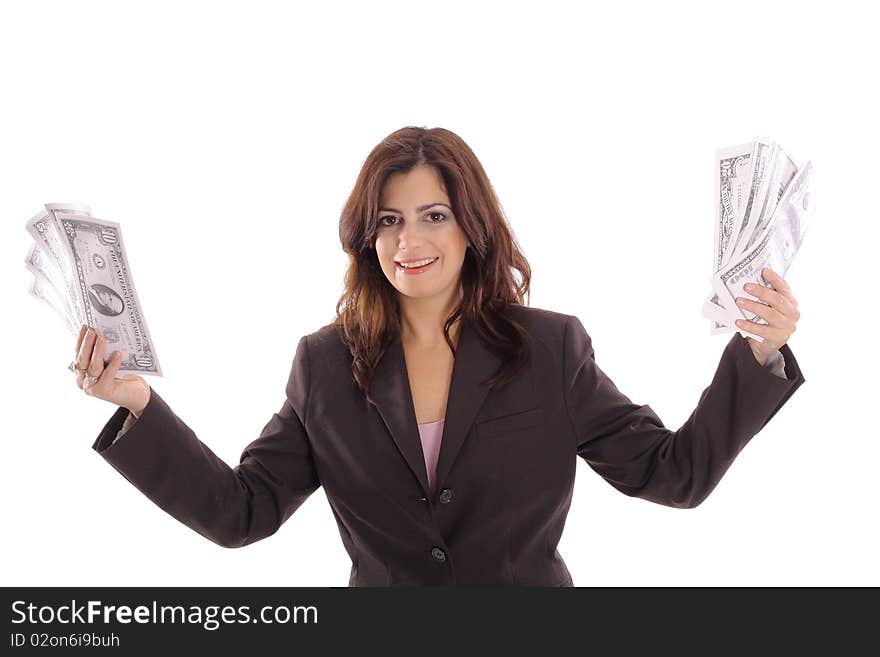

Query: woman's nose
(397, 218), (425, 248)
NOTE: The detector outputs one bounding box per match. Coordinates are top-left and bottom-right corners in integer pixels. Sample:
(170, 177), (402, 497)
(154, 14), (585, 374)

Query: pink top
(417, 418), (445, 496)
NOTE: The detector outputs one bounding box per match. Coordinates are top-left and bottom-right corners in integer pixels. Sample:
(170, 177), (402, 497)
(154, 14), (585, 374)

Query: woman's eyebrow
(378, 202), (452, 213)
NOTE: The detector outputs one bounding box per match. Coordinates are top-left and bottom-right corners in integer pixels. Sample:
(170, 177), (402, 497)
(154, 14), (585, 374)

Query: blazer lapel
(371, 316), (503, 500)
(371, 335), (428, 497)
(434, 317), (503, 491)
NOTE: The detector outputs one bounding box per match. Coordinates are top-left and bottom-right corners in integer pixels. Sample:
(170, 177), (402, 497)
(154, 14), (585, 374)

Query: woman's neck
(399, 285), (463, 349)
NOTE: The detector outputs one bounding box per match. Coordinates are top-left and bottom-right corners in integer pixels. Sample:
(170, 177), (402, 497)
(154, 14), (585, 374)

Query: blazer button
(439, 488), (454, 504)
(431, 547), (447, 563)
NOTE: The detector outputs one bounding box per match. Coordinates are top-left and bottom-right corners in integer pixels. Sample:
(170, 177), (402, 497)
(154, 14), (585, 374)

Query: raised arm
(92, 335), (321, 548)
(563, 315), (805, 509)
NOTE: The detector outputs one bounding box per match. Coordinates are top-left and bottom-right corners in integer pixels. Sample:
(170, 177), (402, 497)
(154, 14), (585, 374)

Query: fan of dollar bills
(702, 137), (815, 342)
(24, 203), (163, 377)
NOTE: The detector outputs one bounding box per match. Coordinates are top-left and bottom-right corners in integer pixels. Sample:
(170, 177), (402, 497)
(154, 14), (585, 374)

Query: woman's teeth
(397, 257), (438, 269)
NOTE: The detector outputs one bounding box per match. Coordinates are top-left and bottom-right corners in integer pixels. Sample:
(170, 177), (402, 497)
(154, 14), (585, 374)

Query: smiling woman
(85, 125), (806, 588)
(375, 167), (468, 334)
(336, 127), (535, 409)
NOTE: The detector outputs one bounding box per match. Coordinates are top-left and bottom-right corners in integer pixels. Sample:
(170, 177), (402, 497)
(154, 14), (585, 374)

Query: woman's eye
(379, 213), (447, 227)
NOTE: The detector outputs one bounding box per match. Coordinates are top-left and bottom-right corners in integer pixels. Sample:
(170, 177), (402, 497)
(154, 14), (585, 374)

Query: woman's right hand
(74, 324), (151, 416)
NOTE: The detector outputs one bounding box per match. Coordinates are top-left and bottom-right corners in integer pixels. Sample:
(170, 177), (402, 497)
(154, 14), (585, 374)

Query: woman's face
(374, 164), (469, 301)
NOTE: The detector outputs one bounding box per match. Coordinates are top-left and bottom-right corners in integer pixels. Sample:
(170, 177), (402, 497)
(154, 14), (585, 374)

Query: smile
(396, 257), (439, 274)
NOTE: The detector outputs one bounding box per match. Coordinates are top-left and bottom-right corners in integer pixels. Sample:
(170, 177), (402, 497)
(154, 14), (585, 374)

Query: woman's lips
(396, 257), (439, 275)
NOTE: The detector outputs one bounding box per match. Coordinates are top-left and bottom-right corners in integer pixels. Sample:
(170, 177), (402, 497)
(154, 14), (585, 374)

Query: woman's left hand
(734, 267), (801, 365)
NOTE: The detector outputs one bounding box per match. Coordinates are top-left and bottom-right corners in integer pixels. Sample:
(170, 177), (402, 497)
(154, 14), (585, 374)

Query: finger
(76, 328), (97, 370)
(97, 350), (123, 387)
(735, 318), (786, 344)
(75, 324), (88, 354)
(77, 365), (92, 392)
(744, 280), (792, 314)
(88, 333), (108, 377)
(761, 267), (796, 304)
(735, 296), (788, 326)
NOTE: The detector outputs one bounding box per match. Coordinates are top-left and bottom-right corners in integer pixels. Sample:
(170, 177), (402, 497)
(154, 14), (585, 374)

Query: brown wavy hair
(331, 126), (532, 408)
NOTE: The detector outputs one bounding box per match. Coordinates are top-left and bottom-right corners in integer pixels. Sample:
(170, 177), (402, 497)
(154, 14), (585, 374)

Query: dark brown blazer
(92, 304), (805, 586)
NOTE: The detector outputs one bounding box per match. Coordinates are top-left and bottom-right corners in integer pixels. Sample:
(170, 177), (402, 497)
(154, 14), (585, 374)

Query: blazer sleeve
(110, 410), (139, 445)
(563, 315), (805, 509)
(91, 335), (321, 548)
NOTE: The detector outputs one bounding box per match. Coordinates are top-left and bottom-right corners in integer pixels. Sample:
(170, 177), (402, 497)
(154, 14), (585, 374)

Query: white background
(1, 0), (876, 587)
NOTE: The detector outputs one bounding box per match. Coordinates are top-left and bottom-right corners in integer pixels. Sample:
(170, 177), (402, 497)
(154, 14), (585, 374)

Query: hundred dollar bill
(25, 209), (88, 329)
(710, 161), (815, 342)
(731, 145), (798, 263)
(24, 241), (80, 331)
(726, 137), (775, 266)
(705, 139), (775, 331)
(45, 202), (91, 216)
(714, 141), (754, 274)
(706, 142), (755, 331)
(52, 212), (163, 376)
(29, 268), (81, 337)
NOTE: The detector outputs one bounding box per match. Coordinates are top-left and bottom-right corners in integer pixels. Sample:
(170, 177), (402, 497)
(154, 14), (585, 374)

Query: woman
(73, 126), (805, 586)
